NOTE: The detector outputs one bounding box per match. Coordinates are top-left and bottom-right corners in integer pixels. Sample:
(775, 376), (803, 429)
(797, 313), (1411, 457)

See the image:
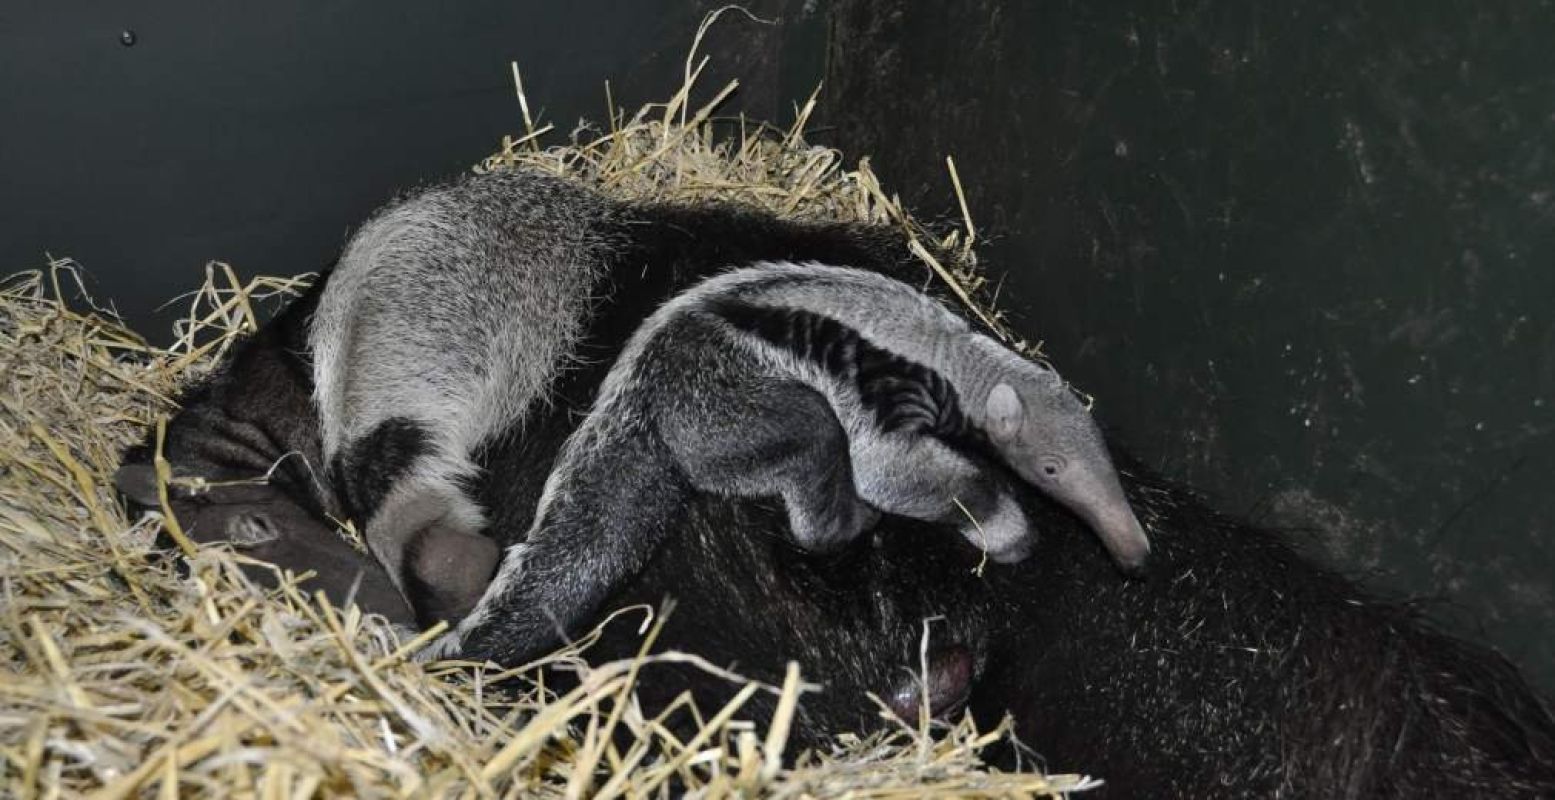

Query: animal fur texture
(441, 262), (1150, 665)
(307, 171), (626, 621)
(301, 168), (979, 624)
(115, 167), (1555, 796)
(114, 283), (415, 625)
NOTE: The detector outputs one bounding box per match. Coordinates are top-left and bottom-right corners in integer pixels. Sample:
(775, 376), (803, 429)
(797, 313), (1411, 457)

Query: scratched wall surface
(817, 0), (1555, 691)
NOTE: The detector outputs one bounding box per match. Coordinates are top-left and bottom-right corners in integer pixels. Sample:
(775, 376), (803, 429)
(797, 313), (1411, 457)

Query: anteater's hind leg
(852, 435), (1034, 563)
(663, 378), (877, 552)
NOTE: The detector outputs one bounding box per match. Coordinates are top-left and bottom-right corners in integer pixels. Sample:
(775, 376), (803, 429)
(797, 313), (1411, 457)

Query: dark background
(3, 1), (1551, 692)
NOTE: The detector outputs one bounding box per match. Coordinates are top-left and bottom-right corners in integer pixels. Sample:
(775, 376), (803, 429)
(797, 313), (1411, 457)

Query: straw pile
(0, 27), (1092, 799)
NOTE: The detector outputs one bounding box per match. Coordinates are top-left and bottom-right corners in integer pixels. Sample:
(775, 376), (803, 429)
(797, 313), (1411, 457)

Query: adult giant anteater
(117, 169), (1555, 797)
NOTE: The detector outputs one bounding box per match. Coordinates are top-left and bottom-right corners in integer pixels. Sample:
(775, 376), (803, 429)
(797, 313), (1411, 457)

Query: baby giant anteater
(302, 168), (1087, 626)
(113, 168), (1554, 796)
(437, 262), (1150, 665)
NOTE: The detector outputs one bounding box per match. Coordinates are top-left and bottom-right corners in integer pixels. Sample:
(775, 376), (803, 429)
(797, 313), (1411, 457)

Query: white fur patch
(307, 171), (620, 592)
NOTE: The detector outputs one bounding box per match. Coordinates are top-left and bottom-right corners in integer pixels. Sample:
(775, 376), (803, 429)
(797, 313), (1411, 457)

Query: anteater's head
(113, 463), (416, 623)
(981, 366), (1152, 576)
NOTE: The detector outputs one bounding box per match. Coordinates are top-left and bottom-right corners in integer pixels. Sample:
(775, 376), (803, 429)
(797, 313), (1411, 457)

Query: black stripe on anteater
(709, 299), (977, 442)
(330, 417), (430, 523)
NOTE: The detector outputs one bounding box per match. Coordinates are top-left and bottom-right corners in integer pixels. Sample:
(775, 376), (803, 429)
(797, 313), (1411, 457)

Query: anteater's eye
(1038, 455), (1067, 479)
(1043, 464), (1058, 476)
(228, 513), (280, 546)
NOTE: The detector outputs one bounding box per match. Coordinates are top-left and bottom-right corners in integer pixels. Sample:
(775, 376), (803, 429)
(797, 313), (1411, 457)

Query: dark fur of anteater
(968, 459), (1555, 797)
(119, 180), (1555, 797)
(451, 198), (1555, 796)
(492, 307), (1555, 798)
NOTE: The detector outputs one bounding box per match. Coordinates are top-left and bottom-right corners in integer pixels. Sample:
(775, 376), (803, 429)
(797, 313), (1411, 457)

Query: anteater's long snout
(1067, 474), (1152, 577)
(1091, 507), (1151, 577)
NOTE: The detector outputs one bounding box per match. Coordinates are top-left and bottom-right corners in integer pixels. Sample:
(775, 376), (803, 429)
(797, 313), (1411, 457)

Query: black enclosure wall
(0, 1), (813, 337)
(3, 1), (1552, 693)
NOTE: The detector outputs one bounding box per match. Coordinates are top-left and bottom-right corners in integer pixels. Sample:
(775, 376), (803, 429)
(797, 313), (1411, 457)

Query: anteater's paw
(415, 629), (464, 663)
(963, 492), (1036, 564)
(790, 502), (874, 553)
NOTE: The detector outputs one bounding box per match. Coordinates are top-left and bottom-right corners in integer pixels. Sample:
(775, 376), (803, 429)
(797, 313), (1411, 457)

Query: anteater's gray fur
(307, 169), (1148, 631)
(308, 171), (627, 617)
(116, 166), (1554, 796)
(441, 263), (1149, 663)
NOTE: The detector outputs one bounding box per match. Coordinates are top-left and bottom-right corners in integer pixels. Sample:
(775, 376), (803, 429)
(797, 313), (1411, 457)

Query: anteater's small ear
(113, 464), (168, 507)
(986, 383), (1024, 442)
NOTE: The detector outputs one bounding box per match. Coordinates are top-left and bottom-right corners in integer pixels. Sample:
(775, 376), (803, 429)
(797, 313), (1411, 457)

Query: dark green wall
(819, 0), (1555, 691)
(0, 1), (776, 339)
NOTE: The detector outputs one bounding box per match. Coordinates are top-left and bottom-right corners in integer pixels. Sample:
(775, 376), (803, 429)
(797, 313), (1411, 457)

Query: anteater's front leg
(663, 377), (877, 552)
(436, 379), (874, 665)
(852, 434), (1034, 563)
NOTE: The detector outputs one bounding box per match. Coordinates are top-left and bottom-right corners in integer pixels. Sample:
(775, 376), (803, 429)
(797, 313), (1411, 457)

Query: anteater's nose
(1116, 550), (1151, 580)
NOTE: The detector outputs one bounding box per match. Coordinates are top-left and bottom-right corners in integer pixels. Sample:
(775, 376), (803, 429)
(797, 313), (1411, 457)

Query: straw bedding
(0, 41), (1094, 798)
